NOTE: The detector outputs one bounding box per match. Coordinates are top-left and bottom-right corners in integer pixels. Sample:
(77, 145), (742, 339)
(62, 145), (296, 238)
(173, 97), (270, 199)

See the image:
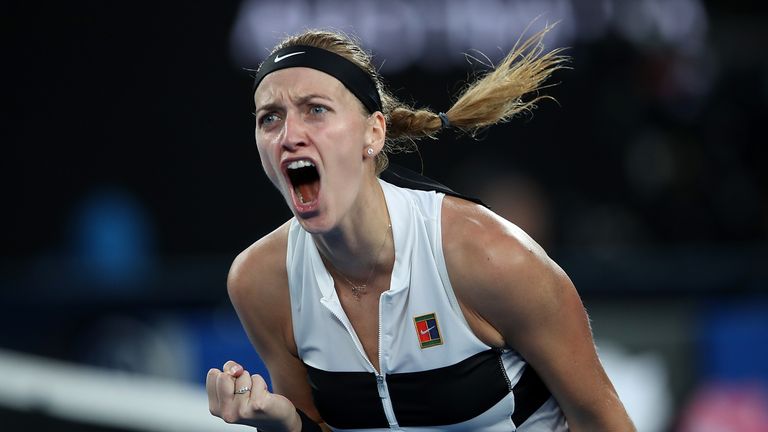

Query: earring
(367, 148), (374, 156)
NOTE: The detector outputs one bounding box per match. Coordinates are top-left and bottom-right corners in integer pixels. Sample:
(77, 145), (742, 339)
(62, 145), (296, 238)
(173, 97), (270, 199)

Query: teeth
(287, 160), (315, 170)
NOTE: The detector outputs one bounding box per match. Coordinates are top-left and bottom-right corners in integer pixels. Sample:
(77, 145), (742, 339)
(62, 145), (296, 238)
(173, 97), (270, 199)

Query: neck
(314, 176), (393, 281)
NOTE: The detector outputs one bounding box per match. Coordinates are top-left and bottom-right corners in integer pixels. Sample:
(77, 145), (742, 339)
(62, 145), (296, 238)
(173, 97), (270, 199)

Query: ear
(364, 111), (387, 156)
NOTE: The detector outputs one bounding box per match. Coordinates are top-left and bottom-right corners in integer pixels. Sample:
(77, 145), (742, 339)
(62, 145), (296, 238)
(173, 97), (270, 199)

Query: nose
(279, 111), (308, 152)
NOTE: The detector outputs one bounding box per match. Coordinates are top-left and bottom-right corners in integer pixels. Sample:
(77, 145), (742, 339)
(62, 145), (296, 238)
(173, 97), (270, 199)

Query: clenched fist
(206, 360), (302, 432)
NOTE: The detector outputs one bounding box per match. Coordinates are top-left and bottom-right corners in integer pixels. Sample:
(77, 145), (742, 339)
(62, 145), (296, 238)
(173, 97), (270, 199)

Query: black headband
(252, 45), (382, 114)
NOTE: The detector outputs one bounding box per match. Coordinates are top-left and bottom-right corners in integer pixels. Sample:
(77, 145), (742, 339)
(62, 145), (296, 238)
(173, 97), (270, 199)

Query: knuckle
(221, 412), (238, 424)
(238, 404), (254, 419)
(249, 397), (268, 413)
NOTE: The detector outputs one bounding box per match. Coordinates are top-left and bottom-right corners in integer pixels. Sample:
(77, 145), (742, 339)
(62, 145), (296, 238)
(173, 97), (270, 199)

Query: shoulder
(441, 196), (573, 341)
(228, 220), (291, 298)
(441, 195), (551, 280)
(227, 220), (294, 350)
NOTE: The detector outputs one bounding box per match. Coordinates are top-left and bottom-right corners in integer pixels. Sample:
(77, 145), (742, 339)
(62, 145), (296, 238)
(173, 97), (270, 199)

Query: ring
(234, 386), (251, 395)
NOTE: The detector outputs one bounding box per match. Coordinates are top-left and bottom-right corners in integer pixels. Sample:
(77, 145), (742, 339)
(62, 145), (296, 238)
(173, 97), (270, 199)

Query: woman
(206, 26), (635, 431)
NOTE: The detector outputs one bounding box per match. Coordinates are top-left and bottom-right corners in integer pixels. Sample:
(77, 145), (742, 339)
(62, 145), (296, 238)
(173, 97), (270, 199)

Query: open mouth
(285, 159), (320, 209)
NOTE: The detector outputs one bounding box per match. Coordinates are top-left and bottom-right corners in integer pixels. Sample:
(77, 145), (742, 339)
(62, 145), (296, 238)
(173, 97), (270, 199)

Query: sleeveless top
(286, 179), (568, 431)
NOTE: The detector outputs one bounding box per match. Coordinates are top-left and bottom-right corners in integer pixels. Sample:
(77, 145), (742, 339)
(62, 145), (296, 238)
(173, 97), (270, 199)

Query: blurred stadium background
(4, 0), (767, 431)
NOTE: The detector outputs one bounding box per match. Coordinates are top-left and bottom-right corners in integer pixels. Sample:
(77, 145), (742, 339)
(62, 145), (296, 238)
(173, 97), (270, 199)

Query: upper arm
(442, 197), (633, 430)
(227, 222), (322, 422)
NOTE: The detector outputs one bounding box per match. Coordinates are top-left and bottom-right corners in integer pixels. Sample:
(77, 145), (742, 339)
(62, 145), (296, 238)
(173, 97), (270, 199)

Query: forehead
(254, 67), (351, 106)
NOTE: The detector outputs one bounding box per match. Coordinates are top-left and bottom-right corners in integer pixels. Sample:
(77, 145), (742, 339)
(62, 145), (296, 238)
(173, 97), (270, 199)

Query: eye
(309, 105), (328, 115)
(258, 112), (280, 127)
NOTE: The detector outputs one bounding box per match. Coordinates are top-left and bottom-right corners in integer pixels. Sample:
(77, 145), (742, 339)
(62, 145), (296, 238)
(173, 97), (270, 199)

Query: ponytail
(378, 24), (568, 173)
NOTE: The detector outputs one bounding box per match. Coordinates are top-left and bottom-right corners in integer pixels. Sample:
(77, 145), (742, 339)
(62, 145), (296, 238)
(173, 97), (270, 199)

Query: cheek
(329, 121), (365, 156)
(255, 139), (280, 186)
(260, 159), (278, 185)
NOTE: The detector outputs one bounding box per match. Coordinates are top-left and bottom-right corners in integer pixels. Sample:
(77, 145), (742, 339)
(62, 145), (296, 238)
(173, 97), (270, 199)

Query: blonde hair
(264, 25), (568, 174)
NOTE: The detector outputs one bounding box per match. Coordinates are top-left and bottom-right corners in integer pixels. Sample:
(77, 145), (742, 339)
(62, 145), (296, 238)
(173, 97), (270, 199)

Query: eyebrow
(254, 93), (334, 114)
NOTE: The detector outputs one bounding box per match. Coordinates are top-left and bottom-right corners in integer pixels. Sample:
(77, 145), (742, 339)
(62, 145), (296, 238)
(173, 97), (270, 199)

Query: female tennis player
(206, 27), (635, 431)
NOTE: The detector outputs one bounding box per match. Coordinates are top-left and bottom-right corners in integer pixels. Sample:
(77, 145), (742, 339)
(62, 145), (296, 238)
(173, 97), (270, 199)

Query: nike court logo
(420, 326), (435, 335)
(274, 51), (305, 63)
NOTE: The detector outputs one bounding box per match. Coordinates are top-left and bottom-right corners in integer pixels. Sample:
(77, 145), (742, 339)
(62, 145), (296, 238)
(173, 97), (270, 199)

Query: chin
(293, 213), (335, 235)
(283, 196), (327, 232)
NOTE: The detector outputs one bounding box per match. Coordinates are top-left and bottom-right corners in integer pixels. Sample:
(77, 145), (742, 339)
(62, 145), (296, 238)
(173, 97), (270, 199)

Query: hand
(206, 360), (302, 432)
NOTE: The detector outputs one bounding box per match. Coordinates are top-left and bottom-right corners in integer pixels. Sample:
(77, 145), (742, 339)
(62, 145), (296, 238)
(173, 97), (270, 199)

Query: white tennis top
(286, 179), (568, 431)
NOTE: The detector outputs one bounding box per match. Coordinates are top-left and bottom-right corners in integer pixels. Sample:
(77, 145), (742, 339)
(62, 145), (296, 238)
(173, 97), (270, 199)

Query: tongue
(298, 182), (319, 203)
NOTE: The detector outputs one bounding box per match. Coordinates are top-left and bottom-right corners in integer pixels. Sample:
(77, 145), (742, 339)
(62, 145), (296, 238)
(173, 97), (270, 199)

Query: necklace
(333, 222), (392, 300)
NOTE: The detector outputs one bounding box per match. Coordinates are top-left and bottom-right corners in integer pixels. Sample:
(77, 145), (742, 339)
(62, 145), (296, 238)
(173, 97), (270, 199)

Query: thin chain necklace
(332, 222), (392, 300)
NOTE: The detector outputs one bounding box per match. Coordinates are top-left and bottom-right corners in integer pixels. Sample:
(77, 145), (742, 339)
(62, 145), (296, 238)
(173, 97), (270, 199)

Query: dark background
(3, 1), (767, 430)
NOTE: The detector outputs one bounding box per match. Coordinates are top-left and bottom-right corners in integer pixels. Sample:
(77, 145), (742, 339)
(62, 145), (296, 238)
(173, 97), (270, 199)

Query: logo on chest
(413, 312), (443, 349)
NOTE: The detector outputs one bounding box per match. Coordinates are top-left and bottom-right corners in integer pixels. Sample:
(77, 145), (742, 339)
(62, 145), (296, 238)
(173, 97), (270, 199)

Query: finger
(206, 368), (222, 412)
(245, 374), (271, 418)
(223, 360), (244, 377)
(216, 367), (237, 403)
(249, 373), (270, 402)
(233, 370), (253, 398)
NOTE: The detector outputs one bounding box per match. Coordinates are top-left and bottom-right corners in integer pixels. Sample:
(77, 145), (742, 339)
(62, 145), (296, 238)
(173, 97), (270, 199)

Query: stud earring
(367, 148), (374, 156)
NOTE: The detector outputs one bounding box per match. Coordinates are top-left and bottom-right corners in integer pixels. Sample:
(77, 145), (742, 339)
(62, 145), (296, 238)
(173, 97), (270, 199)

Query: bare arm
(206, 221), (326, 431)
(442, 197), (634, 431)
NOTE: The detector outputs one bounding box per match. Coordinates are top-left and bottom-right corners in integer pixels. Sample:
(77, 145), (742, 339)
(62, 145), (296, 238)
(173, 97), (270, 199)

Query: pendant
(351, 284), (366, 300)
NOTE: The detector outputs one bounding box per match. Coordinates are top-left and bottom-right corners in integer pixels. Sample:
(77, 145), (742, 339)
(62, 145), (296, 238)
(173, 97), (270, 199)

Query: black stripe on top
(512, 364), (553, 426)
(305, 349), (551, 429)
(380, 164), (488, 208)
(385, 349), (510, 426)
(305, 367), (388, 429)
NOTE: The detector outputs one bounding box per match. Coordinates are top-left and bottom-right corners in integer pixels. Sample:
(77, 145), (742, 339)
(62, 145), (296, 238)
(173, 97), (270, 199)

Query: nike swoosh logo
(420, 326), (435, 335)
(274, 51), (305, 63)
